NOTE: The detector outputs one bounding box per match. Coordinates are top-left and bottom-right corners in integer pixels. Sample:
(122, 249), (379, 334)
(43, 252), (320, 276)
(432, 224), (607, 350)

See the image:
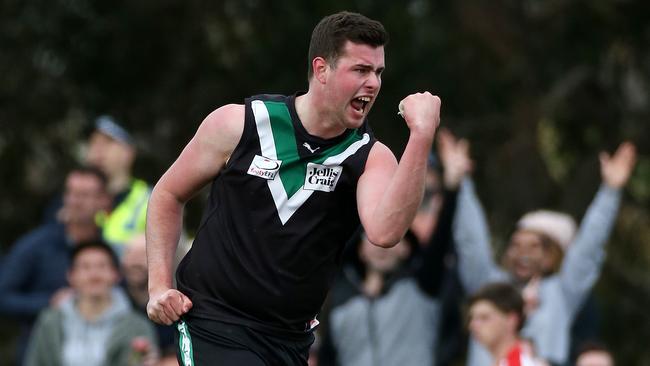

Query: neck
(491, 336), (520, 363)
(66, 223), (100, 243)
(77, 293), (113, 322)
(295, 91), (347, 139)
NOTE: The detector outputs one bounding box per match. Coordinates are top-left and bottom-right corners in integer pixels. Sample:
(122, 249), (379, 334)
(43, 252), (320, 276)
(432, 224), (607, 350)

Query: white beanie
(517, 210), (577, 251)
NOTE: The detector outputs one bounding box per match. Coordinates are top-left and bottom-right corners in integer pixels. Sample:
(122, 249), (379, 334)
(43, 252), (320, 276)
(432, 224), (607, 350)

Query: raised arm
(357, 92), (440, 248)
(146, 104), (244, 325)
(415, 188), (458, 296)
(446, 131), (508, 294)
(453, 179), (509, 294)
(414, 129), (473, 295)
(560, 141), (637, 313)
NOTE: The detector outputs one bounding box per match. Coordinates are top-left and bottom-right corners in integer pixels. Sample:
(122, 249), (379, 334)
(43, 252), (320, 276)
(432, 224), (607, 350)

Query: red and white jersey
(498, 343), (537, 366)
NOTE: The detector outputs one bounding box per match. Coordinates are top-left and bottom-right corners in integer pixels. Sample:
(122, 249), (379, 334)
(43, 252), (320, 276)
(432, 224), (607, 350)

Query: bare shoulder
(197, 104), (245, 151)
(365, 141), (398, 172)
(156, 104), (246, 200)
(358, 141), (398, 193)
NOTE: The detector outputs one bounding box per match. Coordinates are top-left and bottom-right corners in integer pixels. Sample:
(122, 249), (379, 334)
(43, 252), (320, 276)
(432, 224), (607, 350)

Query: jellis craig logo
(304, 163), (342, 192)
(247, 155), (282, 180)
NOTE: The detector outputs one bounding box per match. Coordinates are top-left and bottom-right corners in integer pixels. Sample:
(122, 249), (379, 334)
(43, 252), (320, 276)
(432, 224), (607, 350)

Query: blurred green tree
(0, 0), (648, 364)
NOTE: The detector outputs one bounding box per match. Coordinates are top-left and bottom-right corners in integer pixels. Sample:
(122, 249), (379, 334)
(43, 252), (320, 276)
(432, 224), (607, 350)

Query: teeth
(352, 96), (371, 114)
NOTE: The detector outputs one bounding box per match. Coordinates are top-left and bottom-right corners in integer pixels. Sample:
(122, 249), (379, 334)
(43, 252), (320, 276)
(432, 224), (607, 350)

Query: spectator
(467, 282), (546, 366)
(428, 129), (474, 366)
(122, 234), (149, 311)
(575, 342), (614, 366)
(86, 115), (151, 253)
(0, 166), (110, 365)
(43, 115), (152, 254)
(318, 130), (468, 366)
(452, 140), (637, 366)
(121, 234), (178, 364)
(410, 152), (444, 246)
(25, 241), (158, 366)
(318, 230), (441, 366)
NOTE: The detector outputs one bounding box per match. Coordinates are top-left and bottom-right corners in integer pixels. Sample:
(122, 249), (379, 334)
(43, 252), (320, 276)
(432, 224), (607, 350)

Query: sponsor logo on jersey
(302, 142), (320, 153)
(306, 316), (320, 331)
(247, 155), (282, 180)
(304, 163), (342, 192)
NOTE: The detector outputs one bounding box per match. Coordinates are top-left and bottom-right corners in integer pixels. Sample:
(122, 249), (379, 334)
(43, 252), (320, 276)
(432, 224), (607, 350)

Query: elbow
(364, 231), (402, 248)
(151, 184), (186, 207)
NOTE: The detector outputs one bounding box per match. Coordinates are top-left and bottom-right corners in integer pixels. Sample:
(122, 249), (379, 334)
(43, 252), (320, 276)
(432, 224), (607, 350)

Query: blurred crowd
(0, 117), (189, 366)
(0, 115), (637, 366)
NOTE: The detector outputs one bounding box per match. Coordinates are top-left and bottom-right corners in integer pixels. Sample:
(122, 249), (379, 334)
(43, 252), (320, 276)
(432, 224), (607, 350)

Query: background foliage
(1, 0), (649, 364)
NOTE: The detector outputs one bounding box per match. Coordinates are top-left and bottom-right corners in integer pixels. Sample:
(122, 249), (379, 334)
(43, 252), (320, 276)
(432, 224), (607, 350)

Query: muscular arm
(357, 93), (440, 248)
(146, 104), (244, 324)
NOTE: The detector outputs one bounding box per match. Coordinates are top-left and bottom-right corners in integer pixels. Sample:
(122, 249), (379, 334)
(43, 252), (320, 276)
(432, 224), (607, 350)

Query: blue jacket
(0, 223), (71, 320)
(0, 223), (73, 365)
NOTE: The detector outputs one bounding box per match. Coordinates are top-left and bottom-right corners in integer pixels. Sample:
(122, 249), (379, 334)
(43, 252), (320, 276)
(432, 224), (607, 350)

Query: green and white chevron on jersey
(251, 99), (370, 225)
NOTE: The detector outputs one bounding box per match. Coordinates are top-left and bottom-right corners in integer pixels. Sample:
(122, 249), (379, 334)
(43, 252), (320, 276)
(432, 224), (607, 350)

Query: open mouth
(351, 96), (371, 114)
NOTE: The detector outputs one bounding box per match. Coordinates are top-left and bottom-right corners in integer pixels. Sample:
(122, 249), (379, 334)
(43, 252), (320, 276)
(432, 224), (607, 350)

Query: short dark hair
(69, 165), (108, 189)
(468, 282), (525, 330)
(307, 11), (388, 80)
(70, 241), (120, 270)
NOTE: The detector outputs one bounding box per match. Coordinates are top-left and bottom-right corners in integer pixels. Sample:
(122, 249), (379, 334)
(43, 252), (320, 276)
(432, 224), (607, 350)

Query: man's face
(468, 300), (514, 351)
(68, 248), (119, 299)
(322, 41), (385, 129)
(576, 351), (614, 366)
(62, 171), (110, 224)
(359, 237), (410, 273)
(121, 236), (148, 288)
(85, 131), (135, 180)
(503, 230), (546, 281)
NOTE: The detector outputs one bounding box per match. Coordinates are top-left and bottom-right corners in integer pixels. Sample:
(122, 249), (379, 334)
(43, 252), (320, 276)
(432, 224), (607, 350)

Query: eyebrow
(355, 64), (385, 73)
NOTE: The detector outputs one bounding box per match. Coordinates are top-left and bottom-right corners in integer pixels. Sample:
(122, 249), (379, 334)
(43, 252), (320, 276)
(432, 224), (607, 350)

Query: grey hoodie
(327, 269), (441, 366)
(25, 287), (157, 366)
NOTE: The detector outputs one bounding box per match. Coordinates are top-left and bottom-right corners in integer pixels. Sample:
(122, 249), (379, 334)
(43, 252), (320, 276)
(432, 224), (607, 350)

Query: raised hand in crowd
(599, 141), (637, 189)
(437, 128), (473, 189)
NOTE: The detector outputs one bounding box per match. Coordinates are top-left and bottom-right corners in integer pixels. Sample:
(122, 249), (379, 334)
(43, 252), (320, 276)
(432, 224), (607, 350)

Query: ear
(125, 145), (137, 164)
(312, 57), (329, 84)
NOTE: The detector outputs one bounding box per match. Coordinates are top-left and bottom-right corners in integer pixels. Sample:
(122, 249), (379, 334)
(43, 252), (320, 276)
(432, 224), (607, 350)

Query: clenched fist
(398, 92), (441, 140)
(147, 288), (193, 325)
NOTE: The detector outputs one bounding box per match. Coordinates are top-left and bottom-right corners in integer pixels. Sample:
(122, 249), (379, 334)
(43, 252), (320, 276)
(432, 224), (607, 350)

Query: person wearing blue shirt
(0, 166), (110, 365)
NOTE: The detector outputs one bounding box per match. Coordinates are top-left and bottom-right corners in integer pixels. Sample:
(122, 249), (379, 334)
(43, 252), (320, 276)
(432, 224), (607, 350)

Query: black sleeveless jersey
(176, 93), (377, 337)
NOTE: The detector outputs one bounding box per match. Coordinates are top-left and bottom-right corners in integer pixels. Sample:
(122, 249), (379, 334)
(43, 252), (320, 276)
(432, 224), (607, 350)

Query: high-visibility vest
(100, 179), (151, 247)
